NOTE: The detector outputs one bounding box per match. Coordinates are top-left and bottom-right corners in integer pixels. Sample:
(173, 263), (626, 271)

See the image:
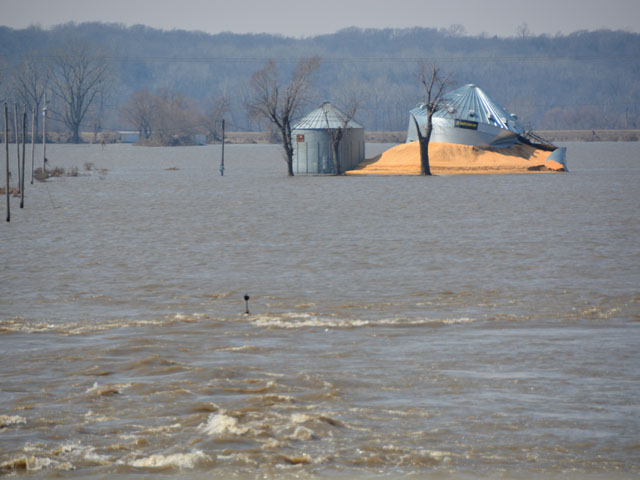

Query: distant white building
(118, 131), (141, 143)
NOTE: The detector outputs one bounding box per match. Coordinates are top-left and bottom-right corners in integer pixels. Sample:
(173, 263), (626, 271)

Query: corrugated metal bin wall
(293, 128), (365, 174)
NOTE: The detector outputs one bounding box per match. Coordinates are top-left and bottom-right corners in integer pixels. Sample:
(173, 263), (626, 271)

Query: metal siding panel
(292, 128), (367, 173)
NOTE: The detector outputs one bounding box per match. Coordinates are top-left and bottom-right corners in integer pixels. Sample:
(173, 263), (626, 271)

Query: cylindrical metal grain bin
(292, 102), (365, 174)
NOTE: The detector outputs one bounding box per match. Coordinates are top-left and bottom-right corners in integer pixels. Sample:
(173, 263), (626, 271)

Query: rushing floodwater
(1, 142), (639, 479)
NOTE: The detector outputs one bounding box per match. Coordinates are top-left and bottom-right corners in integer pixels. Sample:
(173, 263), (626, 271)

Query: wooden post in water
(20, 107), (26, 208)
(5, 104), (10, 222)
(31, 107), (35, 184)
(220, 119), (225, 176)
(14, 104), (21, 189)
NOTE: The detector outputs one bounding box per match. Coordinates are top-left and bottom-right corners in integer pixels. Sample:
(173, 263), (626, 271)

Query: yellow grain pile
(347, 141), (565, 175)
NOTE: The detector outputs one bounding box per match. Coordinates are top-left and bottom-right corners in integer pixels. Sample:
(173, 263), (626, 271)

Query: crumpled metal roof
(411, 84), (525, 134)
(294, 102), (364, 130)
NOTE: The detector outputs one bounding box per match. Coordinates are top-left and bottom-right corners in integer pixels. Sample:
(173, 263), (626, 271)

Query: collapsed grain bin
(407, 84), (567, 168)
(292, 102), (365, 174)
(407, 84), (526, 147)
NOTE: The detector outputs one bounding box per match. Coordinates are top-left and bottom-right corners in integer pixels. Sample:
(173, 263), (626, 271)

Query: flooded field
(1, 141), (639, 479)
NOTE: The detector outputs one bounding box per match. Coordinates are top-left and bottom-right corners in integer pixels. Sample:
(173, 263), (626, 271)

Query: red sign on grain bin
(296, 134), (305, 142)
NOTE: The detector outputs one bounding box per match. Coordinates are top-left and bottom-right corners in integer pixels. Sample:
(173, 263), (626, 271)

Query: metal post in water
(20, 107), (26, 208)
(42, 95), (47, 172)
(14, 104), (20, 189)
(4, 104), (10, 222)
(220, 119), (225, 176)
(31, 107), (35, 184)
(244, 294), (250, 315)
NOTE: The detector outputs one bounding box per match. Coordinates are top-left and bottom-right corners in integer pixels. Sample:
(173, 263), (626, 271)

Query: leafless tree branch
(247, 56), (321, 176)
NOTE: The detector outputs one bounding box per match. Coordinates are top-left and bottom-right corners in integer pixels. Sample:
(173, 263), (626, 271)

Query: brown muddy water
(1, 142), (639, 479)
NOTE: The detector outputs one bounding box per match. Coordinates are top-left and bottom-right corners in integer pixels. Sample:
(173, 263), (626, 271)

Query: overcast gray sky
(2, 0), (639, 37)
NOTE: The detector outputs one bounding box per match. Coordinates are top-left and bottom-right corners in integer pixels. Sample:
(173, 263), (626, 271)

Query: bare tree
(13, 54), (50, 138)
(121, 88), (155, 140)
(51, 41), (111, 143)
(149, 89), (202, 146)
(203, 93), (231, 142)
(516, 23), (531, 39)
(446, 24), (467, 37)
(247, 56), (321, 176)
(412, 63), (454, 176)
(322, 101), (360, 175)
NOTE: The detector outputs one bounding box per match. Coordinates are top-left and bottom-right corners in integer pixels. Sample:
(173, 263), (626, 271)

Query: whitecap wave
(126, 451), (210, 468)
(51, 442), (111, 465)
(197, 412), (248, 436)
(0, 414), (26, 427)
(1, 318), (166, 336)
(251, 313), (475, 329)
(0, 455), (73, 472)
(139, 423), (182, 435)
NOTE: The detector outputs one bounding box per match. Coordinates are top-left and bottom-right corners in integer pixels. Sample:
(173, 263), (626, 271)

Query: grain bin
(292, 102), (365, 174)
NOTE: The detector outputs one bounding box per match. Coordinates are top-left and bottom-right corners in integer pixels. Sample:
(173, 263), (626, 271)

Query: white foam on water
(417, 449), (454, 462)
(139, 423), (182, 435)
(127, 451), (210, 468)
(1, 318), (167, 336)
(51, 442), (112, 465)
(0, 455), (73, 472)
(0, 415), (27, 427)
(290, 413), (313, 424)
(218, 345), (260, 352)
(83, 410), (114, 423)
(197, 412), (248, 436)
(252, 313), (475, 329)
(289, 426), (315, 441)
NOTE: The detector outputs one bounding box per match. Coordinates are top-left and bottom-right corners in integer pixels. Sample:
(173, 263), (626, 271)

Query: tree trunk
(412, 114), (432, 176)
(421, 114), (434, 176)
(332, 142), (342, 175)
(72, 125), (80, 144)
(281, 125), (295, 176)
(419, 138), (430, 176)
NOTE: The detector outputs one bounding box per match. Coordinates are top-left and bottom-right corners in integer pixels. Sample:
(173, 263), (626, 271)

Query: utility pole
(5, 104), (10, 222)
(31, 107), (35, 184)
(42, 94), (47, 172)
(220, 119), (225, 176)
(14, 104), (20, 188)
(20, 107), (26, 208)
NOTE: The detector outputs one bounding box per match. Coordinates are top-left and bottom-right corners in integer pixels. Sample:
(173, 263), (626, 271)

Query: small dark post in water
(42, 96), (47, 172)
(5, 104), (10, 222)
(20, 107), (26, 208)
(30, 107), (35, 184)
(14, 104), (20, 188)
(220, 119), (225, 176)
(244, 294), (250, 314)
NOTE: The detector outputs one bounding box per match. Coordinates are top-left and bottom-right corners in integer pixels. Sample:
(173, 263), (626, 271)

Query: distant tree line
(0, 22), (639, 143)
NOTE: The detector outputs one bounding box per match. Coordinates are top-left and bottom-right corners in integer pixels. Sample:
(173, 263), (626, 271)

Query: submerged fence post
(220, 119), (225, 176)
(5, 104), (10, 222)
